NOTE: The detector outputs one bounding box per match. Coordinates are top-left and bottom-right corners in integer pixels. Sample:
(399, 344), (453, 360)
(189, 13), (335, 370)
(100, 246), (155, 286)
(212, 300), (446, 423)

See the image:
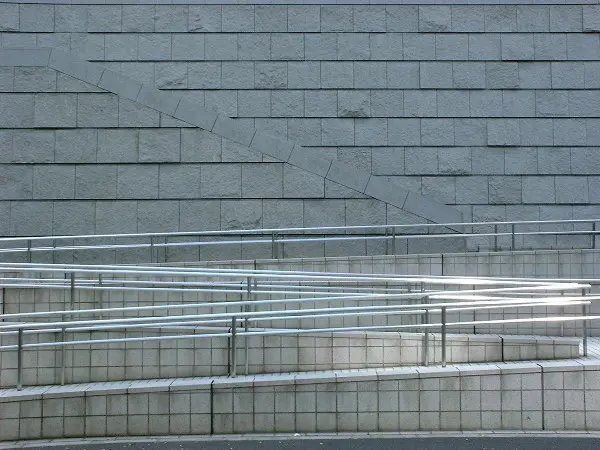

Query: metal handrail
(0, 218), (597, 262)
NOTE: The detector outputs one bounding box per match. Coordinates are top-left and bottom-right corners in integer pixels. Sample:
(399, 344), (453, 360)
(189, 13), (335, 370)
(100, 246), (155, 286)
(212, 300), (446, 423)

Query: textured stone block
(171, 35), (204, 61)
(201, 164), (241, 198)
(371, 148), (404, 176)
(517, 5), (549, 32)
(0, 94), (34, 127)
(320, 62), (352, 89)
(254, 5), (286, 32)
(138, 35), (171, 61)
(87, 5), (121, 32)
(250, 131), (294, 162)
(13, 67), (56, 93)
(403, 34), (435, 61)
(538, 147), (570, 174)
(456, 177), (488, 204)
(455, 119), (487, 146)
(421, 119), (454, 146)
(242, 164), (283, 198)
(502, 35), (534, 60)
(419, 6), (451, 32)
(271, 91), (304, 118)
(486, 63), (519, 89)
(154, 63), (187, 90)
(321, 119), (354, 146)
(469, 35), (501, 61)
(303, 199), (345, 228)
(236, 34), (269, 60)
(221, 199), (262, 230)
(438, 91), (469, 118)
(555, 177), (588, 204)
(189, 6), (221, 32)
(489, 176), (521, 204)
(534, 35), (567, 61)
(287, 62), (320, 89)
(272, 34), (304, 61)
(337, 34), (369, 61)
(283, 165), (324, 198)
(75, 165), (117, 199)
(320, 6), (352, 32)
(522, 177), (555, 204)
(505, 147), (537, 175)
(371, 91), (403, 118)
(451, 6), (484, 32)
(137, 201), (179, 233)
(187, 63), (221, 90)
(584, 6), (600, 32)
(212, 117), (255, 147)
(422, 176), (455, 205)
(436, 35), (468, 61)
(387, 63), (419, 89)
(503, 91), (534, 117)
(404, 91), (436, 118)
(97, 130), (138, 163)
(121, 5), (154, 32)
(550, 5), (582, 32)
(179, 200), (220, 232)
(519, 63), (551, 89)
(154, 5), (187, 32)
(238, 91), (270, 118)
(139, 129), (180, 162)
(255, 63), (287, 89)
(354, 62), (386, 89)
(554, 119), (586, 146)
(0, 67), (13, 92)
(206, 34), (238, 61)
(288, 6), (319, 32)
(552, 63), (584, 89)
(0, 4), (19, 31)
(370, 34), (403, 60)
(0, 166), (32, 199)
(173, 99), (217, 132)
(117, 165), (158, 199)
(326, 160), (370, 193)
(484, 6), (517, 32)
(55, 130), (96, 163)
(567, 35), (600, 60)
(159, 165), (201, 199)
(104, 34), (138, 61)
(386, 5), (417, 32)
(10, 201), (53, 236)
(388, 119), (420, 146)
(420, 62), (452, 89)
(488, 119), (520, 146)
(181, 129), (221, 163)
(338, 91), (370, 119)
(353, 5), (385, 32)
(520, 119), (553, 146)
(77, 94), (118, 127)
(470, 91), (502, 117)
(288, 146), (331, 178)
(287, 119), (321, 147)
(221, 5), (254, 32)
(11, 130), (54, 164)
(453, 63), (485, 89)
(20, 4), (54, 32)
(119, 99), (159, 128)
(261, 200), (302, 229)
(52, 201), (95, 235)
(96, 201), (137, 233)
(34, 93), (76, 128)
(405, 147), (437, 175)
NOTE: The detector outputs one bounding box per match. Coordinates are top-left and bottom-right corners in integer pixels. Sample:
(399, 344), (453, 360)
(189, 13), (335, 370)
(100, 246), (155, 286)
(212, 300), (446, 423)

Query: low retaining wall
(0, 327), (579, 388)
(1, 359), (599, 440)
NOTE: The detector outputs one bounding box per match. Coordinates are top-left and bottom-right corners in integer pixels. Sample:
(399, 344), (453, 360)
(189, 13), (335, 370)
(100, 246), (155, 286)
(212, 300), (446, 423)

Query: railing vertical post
(70, 272), (75, 309)
(384, 227), (389, 255)
(17, 328), (23, 390)
(391, 227), (396, 255)
(230, 316), (237, 377)
(245, 278), (251, 375)
(27, 239), (32, 264)
(60, 327), (66, 386)
(441, 306), (447, 368)
(271, 233), (278, 259)
(583, 289), (588, 357)
(422, 297), (429, 366)
(494, 224), (498, 251)
(511, 223), (515, 250)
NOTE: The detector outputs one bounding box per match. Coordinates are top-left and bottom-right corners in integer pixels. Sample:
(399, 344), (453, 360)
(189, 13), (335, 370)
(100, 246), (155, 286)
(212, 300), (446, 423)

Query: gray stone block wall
(0, 3), (599, 244)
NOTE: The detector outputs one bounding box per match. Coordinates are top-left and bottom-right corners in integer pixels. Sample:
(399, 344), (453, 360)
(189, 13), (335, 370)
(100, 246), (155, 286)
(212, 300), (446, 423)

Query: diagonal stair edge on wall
(0, 47), (462, 224)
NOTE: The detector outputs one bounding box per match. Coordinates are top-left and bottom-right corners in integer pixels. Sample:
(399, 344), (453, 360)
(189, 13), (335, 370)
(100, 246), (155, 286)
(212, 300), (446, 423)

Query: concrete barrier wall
(0, 327), (577, 388)
(1, 359), (598, 440)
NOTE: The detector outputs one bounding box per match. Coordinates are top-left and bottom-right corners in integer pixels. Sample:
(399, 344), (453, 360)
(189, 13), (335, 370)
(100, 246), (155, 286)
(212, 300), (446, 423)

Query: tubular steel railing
(0, 264), (593, 390)
(0, 219), (597, 263)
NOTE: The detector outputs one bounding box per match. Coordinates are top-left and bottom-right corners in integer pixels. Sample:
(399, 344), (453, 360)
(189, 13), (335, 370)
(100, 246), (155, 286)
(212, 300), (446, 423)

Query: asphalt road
(6, 436), (600, 450)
